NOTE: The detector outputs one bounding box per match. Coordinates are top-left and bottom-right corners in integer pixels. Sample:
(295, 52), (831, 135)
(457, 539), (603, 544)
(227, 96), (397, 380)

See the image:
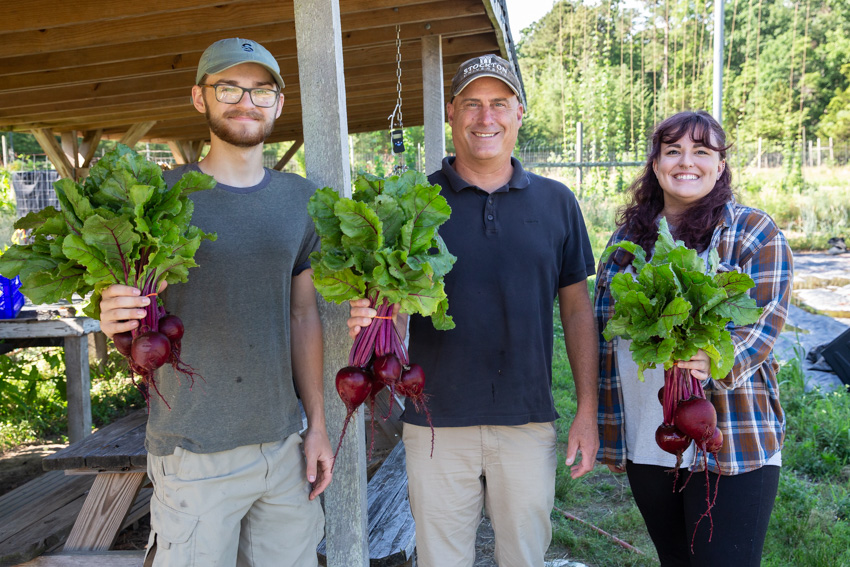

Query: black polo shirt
(404, 157), (595, 427)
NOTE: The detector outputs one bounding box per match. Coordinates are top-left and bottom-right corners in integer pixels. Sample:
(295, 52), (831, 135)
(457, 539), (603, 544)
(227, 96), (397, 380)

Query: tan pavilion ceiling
(0, 0), (519, 145)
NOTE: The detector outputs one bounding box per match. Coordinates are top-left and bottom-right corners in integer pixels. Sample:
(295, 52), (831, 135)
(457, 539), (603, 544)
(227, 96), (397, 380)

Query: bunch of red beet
(112, 301), (200, 409)
(655, 364), (723, 549)
(334, 297), (433, 466)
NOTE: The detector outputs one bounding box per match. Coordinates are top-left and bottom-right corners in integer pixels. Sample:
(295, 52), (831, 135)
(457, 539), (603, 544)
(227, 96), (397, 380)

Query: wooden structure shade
(0, 0), (521, 152)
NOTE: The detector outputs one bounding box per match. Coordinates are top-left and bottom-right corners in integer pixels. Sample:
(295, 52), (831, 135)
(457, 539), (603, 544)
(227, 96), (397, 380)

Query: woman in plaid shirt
(595, 111), (792, 566)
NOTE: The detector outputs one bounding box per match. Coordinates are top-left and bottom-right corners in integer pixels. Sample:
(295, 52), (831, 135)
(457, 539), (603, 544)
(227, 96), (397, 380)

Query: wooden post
(293, 1), (369, 566)
(421, 34), (445, 174)
(30, 128), (75, 179)
(61, 131), (80, 168)
(64, 335), (92, 443)
(817, 137), (822, 167)
(757, 137), (762, 169)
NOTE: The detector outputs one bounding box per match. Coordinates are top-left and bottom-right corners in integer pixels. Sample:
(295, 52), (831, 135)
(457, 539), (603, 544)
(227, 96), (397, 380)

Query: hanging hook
(388, 25), (405, 159)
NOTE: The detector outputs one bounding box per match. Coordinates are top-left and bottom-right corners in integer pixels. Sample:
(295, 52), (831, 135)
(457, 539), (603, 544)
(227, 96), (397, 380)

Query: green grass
(551, 310), (850, 567)
(557, 164), (850, 259)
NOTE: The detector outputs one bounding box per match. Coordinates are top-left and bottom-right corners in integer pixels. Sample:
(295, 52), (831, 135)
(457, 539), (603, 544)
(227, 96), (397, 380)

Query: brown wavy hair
(618, 110), (732, 253)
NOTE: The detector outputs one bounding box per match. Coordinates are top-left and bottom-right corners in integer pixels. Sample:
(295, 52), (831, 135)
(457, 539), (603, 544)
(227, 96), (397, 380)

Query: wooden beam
(79, 130), (103, 168)
(0, 3), (293, 59)
(294, 0), (368, 564)
(422, 35), (446, 173)
(166, 140), (206, 164)
(0, 13), (492, 78)
(274, 139), (303, 171)
(1, 0), (249, 33)
(1, 0), (482, 59)
(1, 0), (442, 35)
(118, 122), (157, 147)
(0, 18), (492, 94)
(61, 131), (80, 168)
(30, 128), (75, 179)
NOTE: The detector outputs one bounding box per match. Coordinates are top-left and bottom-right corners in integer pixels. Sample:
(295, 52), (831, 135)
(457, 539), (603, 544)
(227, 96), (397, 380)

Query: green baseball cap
(196, 38), (285, 89)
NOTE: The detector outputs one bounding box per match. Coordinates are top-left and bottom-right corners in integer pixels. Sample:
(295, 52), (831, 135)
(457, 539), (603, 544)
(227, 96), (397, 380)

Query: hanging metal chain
(389, 24), (407, 174)
(388, 25), (404, 131)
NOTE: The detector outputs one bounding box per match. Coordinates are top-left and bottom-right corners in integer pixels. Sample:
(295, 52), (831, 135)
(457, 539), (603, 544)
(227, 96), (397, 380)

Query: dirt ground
(0, 444), (576, 562)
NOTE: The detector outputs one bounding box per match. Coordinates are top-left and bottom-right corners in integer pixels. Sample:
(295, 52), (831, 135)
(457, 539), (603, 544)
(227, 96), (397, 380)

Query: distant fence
(518, 131), (850, 171)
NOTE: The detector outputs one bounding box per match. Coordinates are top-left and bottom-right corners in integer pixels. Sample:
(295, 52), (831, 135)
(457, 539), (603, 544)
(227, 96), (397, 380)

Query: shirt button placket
(485, 195), (496, 229)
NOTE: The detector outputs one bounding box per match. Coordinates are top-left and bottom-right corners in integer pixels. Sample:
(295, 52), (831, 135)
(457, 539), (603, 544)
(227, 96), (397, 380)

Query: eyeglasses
(200, 84), (281, 108)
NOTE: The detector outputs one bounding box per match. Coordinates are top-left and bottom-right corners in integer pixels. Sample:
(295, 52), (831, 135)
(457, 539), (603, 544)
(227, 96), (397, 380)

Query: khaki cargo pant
(144, 433), (324, 567)
(403, 422), (558, 567)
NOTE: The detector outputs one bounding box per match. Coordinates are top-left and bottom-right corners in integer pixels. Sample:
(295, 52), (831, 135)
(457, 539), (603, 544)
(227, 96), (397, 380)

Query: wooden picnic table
(0, 306), (102, 443)
(42, 409), (149, 553)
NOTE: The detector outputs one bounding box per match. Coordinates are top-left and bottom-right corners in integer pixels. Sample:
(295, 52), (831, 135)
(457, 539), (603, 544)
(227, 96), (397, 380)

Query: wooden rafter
(30, 128), (75, 179)
(119, 122), (157, 148)
(0, 0), (517, 146)
(274, 139), (303, 171)
(166, 140), (206, 164)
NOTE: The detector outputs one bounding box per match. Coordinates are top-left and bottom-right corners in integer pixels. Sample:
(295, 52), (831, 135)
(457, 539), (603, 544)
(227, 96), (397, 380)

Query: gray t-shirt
(144, 164), (320, 456)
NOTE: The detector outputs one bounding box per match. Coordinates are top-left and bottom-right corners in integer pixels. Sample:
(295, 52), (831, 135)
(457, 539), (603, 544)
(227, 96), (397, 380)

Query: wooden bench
(16, 550), (146, 566)
(0, 410), (151, 566)
(0, 416), (151, 567)
(42, 409), (150, 555)
(318, 440), (416, 567)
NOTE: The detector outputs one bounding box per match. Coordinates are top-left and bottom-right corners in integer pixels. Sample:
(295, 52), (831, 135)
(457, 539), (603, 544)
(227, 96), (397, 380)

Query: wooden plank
(0, 317), (100, 340)
(5, 27), (488, 94)
(0, 3), (296, 58)
(44, 410), (147, 472)
(17, 550), (146, 567)
(1, 0), (248, 33)
(63, 472), (147, 551)
(0, 0), (481, 58)
(63, 336), (92, 444)
(0, 473), (93, 534)
(0, 14), (490, 82)
(0, 474), (94, 567)
(2, 0), (439, 35)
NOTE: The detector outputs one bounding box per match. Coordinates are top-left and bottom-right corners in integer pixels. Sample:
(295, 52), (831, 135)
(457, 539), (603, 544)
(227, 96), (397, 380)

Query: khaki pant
(144, 433), (324, 567)
(403, 422), (557, 567)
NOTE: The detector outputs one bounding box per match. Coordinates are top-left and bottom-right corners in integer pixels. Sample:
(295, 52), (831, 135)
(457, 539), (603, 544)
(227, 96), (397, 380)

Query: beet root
(112, 331), (133, 357)
(131, 331), (171, 372)
(332, 366), (375, 469)
(674, 397), (717, 444)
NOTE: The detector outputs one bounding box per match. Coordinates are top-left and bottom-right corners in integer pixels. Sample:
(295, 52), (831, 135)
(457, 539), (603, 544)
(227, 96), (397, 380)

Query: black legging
(626, 461), (780, 567)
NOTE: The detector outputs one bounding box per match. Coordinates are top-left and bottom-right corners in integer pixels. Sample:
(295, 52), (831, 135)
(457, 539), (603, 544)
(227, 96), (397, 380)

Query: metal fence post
(575, 121), (583, 193)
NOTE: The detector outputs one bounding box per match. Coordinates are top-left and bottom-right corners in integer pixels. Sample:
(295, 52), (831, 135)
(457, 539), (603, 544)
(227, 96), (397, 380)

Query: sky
(504, 0), (556, 43)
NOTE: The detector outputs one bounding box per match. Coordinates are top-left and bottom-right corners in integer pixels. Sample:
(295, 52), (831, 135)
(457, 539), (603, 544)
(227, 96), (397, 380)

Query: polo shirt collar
(440, 156), (531, 193)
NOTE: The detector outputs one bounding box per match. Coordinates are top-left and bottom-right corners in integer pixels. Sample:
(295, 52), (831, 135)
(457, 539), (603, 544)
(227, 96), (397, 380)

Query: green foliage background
(516, 0), (850, 153)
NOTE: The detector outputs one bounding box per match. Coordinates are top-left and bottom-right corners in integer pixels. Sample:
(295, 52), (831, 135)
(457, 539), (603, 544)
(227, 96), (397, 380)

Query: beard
(205, 107), (275, 148)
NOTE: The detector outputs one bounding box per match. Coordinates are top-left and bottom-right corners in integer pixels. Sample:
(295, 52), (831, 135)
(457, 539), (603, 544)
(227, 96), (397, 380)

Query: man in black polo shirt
(348, 54), (598, 566)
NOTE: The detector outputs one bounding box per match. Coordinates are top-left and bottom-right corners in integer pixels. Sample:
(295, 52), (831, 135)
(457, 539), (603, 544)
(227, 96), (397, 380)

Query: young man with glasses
(98, 38), (333, 567)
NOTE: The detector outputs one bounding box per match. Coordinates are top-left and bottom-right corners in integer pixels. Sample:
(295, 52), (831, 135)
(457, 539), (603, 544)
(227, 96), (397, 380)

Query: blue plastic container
(0, 275), (25, 319)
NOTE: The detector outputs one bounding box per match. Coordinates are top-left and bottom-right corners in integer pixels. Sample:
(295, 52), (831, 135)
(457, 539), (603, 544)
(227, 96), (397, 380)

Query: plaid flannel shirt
(595, 200), (793, 475)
